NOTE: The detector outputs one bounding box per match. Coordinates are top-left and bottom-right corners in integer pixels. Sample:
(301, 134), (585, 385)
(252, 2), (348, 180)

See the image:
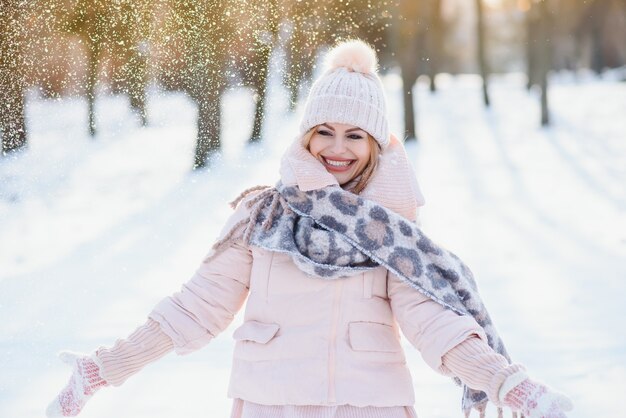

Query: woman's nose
(330, 137), (348, 153)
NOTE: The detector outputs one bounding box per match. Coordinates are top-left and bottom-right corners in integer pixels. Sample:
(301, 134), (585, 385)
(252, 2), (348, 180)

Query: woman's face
(308, 122), (372, 186)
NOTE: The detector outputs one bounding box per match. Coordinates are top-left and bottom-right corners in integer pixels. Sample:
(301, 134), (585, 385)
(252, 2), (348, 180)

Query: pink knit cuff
(94, 319), (174, 386)
(441, 336), (526, 404)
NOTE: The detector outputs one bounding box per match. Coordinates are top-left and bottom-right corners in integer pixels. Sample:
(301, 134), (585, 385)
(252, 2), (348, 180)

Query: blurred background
(2, 0), (625, 166)
(1, 1), (625, 418)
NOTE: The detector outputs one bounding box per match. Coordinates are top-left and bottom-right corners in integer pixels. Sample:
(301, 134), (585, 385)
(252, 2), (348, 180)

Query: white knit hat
(299, 40), (390, 149)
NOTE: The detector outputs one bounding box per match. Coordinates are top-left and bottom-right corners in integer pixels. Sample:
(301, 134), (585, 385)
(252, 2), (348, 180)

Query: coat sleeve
(387, 271), (489, 374)
(149, 204), (253, 355)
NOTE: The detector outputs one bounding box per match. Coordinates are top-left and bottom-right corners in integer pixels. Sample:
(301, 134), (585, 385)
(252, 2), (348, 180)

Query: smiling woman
(46, 39), (573, 418)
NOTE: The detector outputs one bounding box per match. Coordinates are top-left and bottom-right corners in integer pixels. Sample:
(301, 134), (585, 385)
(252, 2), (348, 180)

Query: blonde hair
(302, 126), (380, 195)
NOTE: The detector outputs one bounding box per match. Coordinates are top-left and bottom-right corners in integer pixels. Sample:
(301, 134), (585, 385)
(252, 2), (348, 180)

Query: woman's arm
(47, 202), (254, 416)
(98, 200), (254, 379)
(387, 271), (493, 375)
(387, 271), (523, 402)
(149, 237), (252, 354)
(440, 335), (524, 403)
(93, 318), (174, 386)
(388, 272), (572, 416)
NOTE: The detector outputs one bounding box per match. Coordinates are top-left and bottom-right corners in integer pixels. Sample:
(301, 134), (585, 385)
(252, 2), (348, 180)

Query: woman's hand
(46, 352), (108, 417)
(500, 372), (573, 418)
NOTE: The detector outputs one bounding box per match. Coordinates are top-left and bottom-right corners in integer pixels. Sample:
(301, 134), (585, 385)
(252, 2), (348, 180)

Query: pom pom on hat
(299, 38), (390, 148)
(325, 39), (378, 74)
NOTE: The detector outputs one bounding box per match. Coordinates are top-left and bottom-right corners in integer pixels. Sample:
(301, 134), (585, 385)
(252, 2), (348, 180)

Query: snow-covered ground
(1, 67), (624, 418)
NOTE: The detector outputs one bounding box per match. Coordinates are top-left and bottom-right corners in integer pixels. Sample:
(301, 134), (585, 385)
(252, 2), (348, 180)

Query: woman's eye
(317, 130), (332, 136)
(348, 134), (364, 140)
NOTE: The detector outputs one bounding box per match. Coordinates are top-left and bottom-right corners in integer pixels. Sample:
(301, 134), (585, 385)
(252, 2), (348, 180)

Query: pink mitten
(46, 352), (108, 417)
(500, 371), (573, 418)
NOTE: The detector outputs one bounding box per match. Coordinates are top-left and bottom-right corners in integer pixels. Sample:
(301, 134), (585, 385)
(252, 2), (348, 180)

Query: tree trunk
(396, 0), (421, 141)
(127, 41), (148, 126)
(476, 0), (490, 107)
(401, 64), (417, 142)
(193, 95), (221, 170)
(250, 59), (268, 143)
(249, 0), (278, 143)
(538, 0), (551, 126)
(0, 1), (27, 154)
(428, 0), (443, 93)
(0, 82), (27, 154)
(86, 38), (99, 137)
(283, 0), (318, 111)
(122, 1), (152, 127)
(526, 2), (540, 90)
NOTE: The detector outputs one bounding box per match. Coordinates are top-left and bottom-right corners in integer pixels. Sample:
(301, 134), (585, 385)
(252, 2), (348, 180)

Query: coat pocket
(348, 321), (400, 353)
(233, 320), (280, 344)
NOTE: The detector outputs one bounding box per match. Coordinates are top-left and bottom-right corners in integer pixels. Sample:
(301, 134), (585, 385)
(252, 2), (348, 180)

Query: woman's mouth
(321, 156), (355, 172)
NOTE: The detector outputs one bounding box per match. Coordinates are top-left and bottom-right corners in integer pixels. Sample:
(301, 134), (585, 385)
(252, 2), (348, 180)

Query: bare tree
(234, 0), (280, 143)
(394, 0), (424, 142)
(112, 0), (153, 126)
(61, 0), (153, 135)
(428, 0), (444, 93)
(282, 0), (323, 111)
(476, 0), (490, 106)
(526, 0), (552, 125)
(0, 0), (28, 154)
(156, 0), (280, 169)
(537, 0), (552, 125)
(388, 0), (450, 141)
(174, 0), (230, 169)
(61, 0), (111, 137)
(575, 0), (626, 73)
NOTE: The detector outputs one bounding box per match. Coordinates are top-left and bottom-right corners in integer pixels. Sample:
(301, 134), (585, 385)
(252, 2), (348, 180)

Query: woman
(47, 40), (573, 418)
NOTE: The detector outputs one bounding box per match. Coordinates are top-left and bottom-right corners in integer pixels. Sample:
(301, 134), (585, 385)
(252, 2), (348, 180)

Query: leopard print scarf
(207, 181), (511, 415)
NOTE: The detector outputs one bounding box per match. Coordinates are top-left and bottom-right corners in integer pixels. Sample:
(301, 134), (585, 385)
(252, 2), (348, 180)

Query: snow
(1, 68), (624, 418)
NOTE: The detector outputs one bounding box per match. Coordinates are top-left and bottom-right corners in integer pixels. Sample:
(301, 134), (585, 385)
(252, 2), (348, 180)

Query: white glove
(500, 371), (573, 418)
(46, 351), (108, 417)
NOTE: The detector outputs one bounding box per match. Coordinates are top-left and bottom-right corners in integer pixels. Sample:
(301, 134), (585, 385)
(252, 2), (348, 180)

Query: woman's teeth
(324, 158), (352, 167)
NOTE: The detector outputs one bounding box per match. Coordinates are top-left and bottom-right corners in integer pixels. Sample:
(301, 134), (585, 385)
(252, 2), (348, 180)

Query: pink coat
(149, 135), (489, 407)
